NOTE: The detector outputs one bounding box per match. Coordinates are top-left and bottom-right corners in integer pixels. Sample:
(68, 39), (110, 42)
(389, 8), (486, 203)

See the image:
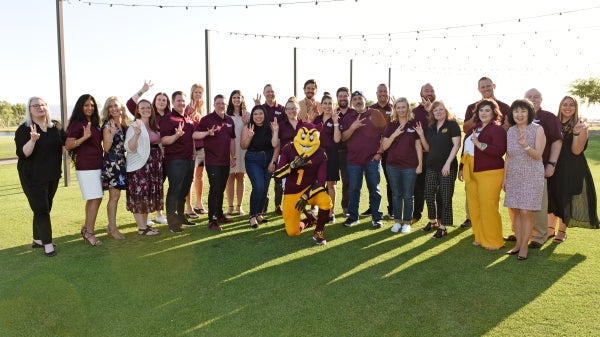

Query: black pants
(20, 176), (59, 244)
(165, 159), (194, 226)
(206, 165), (230, 221)
(413, 156), (442, 220)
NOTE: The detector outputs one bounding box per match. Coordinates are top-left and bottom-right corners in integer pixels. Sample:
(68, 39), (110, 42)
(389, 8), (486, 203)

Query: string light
(73, 0), (351, 9)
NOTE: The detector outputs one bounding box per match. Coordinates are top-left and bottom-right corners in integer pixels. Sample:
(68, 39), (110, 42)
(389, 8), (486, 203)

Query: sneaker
(154, 215), (168, 224)
(372, 219), (383, 228)
(169, 225), (183, 234)
(182, 220), (198, 227)
(217, 216), (233, 224)
(343, 218), (358, 227)
(312, 230), (327, 245)
(147, 219), (155, 226)
(328, 215), (335, 224)
(460, 219), (472, 228)
(401, 224), (411, 233)
(275, 206), (283, 215)
(391, 223), (402, 233)
(208, 221), (222, 231)
(360, 208), (371, 217)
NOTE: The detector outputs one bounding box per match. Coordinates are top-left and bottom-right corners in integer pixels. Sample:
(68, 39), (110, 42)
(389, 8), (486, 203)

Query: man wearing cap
(340, 91), (387, 228)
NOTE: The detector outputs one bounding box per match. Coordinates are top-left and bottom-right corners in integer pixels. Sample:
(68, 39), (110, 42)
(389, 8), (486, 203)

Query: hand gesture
(246, 124), (255, 136)
(350, 115), (365, 130)
(131, 120), (142, 135)
(242, 110), (250, 124)
(30, 124), (40, 142)
(82, 122), (92, 140)
(517, 129), (528, 148)
(290, 154), (308, 169)
(421, 97), (432, 111)
(392, 122), (405, 137)
(573, 118), (588, 134)
(107, 120), (118, 137)
(295, 194), (309, 211)
(206, 125), (216, 136)
(175, 121), (185, 138)
(142, 79), (154, 93)
(253, 94), (262, 106)
(270, 118), (279, 132)
(332, 110), (340, 123)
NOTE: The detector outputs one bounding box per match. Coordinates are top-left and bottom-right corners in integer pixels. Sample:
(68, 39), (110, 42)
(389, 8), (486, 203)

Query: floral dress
(101, 121), (127, 190)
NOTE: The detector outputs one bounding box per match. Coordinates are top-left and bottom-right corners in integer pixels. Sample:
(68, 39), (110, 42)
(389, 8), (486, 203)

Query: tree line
(0, 101), (26, 128)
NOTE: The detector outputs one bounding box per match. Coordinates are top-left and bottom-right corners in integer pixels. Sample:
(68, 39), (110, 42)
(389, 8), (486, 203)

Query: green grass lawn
(1, 137), (599, 336)
(0, 136), (15, 159)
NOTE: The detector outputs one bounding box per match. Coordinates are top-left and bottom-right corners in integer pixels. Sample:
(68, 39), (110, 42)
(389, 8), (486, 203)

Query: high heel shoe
(107, 226), (125, 240)
(237, 204), (246, 216)
(553, 230), (567, 243)
(506, 249), (520, 255)
(517, 255), (528, 261)
(422, 221), (437, 232)
(547, 226), (556, 238)
(431, 227), (447, 239)
(81, 227), (102, 246)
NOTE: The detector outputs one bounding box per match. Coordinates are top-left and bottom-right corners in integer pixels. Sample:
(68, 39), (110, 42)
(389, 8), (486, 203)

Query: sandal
(185, 212), (199, 219)
(553, 230), (567, 243)
(193, 207), (207, 214)
(80, 227), (102, 246)
(227, 206), (235, 216)
(547, 226), (556, 238)
(237, 204), (246, 216)
(249, 217), (259, 229)
(138, 227), (160, 236)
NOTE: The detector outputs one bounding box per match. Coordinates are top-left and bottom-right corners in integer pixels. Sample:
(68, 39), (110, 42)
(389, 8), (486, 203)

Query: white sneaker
(401, 224), (411, 233)
(154, 215), (168, 224)
(147, 219), (154, 226)
(391, 223), (402, 233)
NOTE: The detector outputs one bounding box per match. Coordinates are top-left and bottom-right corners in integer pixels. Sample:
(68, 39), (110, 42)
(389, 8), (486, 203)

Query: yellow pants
(282, 187), (332, 236)
(462, 154), (505, 249)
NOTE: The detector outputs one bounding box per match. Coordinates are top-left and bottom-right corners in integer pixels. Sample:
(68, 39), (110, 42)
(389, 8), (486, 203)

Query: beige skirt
(76, 169), (103, 200)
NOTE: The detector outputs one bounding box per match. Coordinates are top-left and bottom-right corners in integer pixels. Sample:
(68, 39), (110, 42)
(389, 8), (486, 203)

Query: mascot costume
(273, 126), (331, 245)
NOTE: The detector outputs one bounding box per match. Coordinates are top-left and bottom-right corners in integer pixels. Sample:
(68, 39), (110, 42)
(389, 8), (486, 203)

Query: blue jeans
(165, 159), (194, 225)
(386, 165), (417, 222)
(245, 150), (273, 217)
(347, 160), (382, 221)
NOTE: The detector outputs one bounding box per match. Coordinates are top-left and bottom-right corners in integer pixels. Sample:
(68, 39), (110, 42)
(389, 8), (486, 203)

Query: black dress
(548, 130), (599, 228)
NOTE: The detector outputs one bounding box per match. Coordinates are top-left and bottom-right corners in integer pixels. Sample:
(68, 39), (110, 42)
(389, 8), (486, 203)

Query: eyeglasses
(30, 103), (47, 108)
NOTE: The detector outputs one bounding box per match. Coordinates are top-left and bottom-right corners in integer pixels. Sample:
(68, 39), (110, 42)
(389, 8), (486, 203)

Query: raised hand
(83, 122), (92, 140)
(246, 124), (255, 136)
(108, 120), (118, 137)
(29, 124), (40, 142)
(517, 129), (528, 148)
(175, 121), (185, 137)
(142, 79), (154, 93)
(332, 110), (340, 123)
(131, 120), (142, 135)
(206, 125), (216, 136)
(573, 118), (588, 134)
(242, 110), (250, 124)
(350, 115), (366, 130)
(254, 94), (262, 106)
(270, 118), (279, 132)
(421, 97), (432, 111)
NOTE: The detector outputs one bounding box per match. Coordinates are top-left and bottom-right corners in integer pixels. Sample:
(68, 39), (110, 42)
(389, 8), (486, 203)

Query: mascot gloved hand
(273, 126), (332, 245)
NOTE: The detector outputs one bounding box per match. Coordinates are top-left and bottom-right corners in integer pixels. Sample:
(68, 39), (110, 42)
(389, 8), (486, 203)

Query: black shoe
(505, 235), (517, 241)
(422, 221), (437, 232)
(182, 220), (198, 227)
(431, 227), (447, 239)
(360, 208), (371, 217)
(44, 249), (57, 257)
(275, 206), (282, 215)
(460, 219), (472, 228)
(528, 241), (543, 249)
(32, 242), (56, 249)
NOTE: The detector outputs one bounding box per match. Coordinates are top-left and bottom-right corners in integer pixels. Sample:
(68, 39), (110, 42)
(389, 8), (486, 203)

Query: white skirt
(76, 170), (103, 200)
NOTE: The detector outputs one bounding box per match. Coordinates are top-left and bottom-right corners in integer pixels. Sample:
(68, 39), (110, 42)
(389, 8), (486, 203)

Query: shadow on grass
(0, 212), (586, 337)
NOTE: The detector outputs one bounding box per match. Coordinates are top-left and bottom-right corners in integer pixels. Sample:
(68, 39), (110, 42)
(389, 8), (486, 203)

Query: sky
(2, 0), (600, 119)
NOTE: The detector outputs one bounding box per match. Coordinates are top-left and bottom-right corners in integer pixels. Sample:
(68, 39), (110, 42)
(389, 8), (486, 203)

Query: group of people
(16, 77), (598, 258)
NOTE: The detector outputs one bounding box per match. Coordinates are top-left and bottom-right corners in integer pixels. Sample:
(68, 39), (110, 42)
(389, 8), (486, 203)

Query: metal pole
(56, 0), (70, 186)
(205, 29), (211, 104)
(349, 59), (353, 92)
(388, 67), (391, 93)
(293, 47), (297, 97)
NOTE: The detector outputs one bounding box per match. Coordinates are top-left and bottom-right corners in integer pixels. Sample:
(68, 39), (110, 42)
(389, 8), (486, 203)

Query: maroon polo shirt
(340, 108), (386, 166)
(159, 109), (195, 162)
(370, 102), (393, 123)
(197, 111), (235, 166)
(312, 115), (337, 148)
(383, 120), (420, 169)
(412, 104), (429, 128)
(278, 120), (316, 147)
(464, 99), (510, 132)
(534, 108), (563, 165)
(66, 119), (103, 170)
(335, 107), (355, 151)
(277, 143), (327, 194)
(262, 102), (286, 123)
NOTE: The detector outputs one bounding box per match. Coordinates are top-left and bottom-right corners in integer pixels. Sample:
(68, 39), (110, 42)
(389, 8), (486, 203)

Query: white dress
(230, 113), (246, 173)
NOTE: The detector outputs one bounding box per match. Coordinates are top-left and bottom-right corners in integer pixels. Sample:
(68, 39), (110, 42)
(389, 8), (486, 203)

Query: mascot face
(293, 127), (320, 158)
